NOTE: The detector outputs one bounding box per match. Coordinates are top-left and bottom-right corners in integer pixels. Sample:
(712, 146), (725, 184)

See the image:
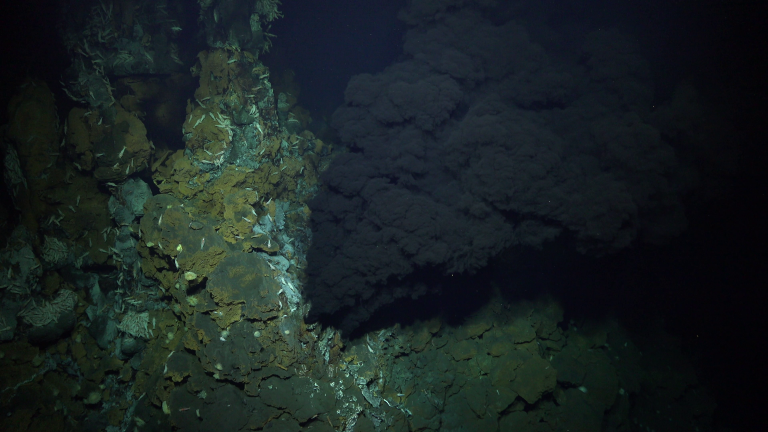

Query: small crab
(213, 112), (234, 140)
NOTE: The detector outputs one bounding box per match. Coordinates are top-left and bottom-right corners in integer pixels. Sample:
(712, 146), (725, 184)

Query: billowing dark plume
(305, 0), (699, 330)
